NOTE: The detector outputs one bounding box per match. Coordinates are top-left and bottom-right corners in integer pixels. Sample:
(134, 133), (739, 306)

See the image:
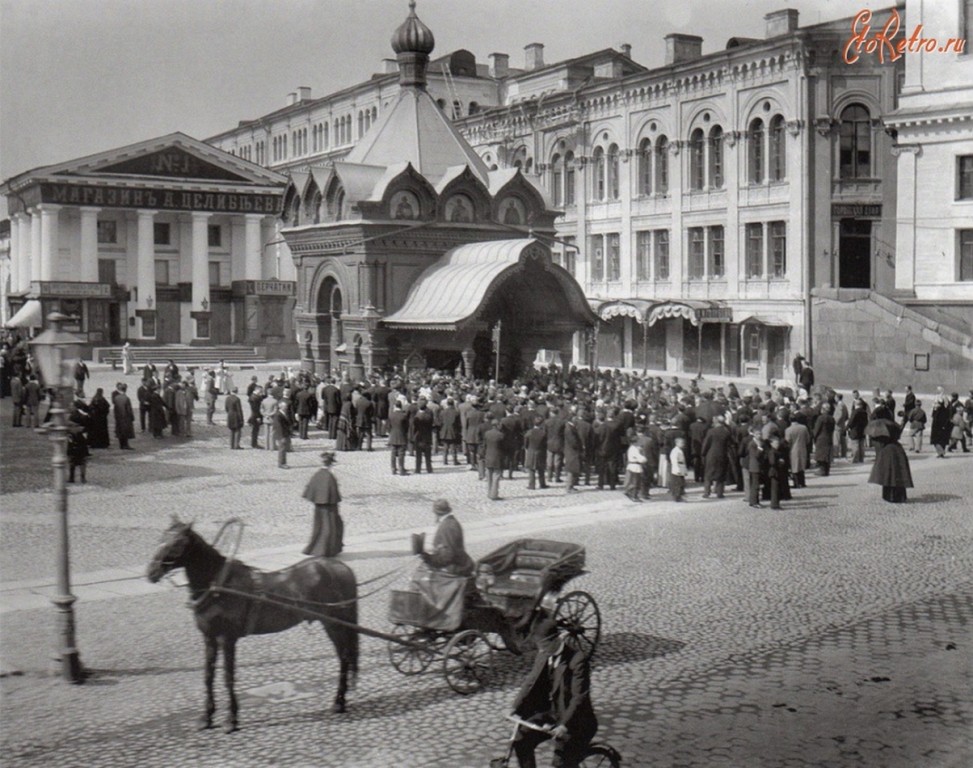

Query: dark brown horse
(147, 518), (359, 732)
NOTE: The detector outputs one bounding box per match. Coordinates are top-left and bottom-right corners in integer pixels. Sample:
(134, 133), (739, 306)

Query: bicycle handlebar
(505, 714), (554, 734)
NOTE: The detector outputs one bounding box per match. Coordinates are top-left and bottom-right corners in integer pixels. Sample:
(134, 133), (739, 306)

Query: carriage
(387, 538), (601, 694)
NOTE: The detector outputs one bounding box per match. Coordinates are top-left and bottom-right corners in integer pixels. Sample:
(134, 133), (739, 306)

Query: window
(638, 138), (652, 196)
(97, 220), (117, 244)
(655, 136), (669, 194)
(636, 231), (652, 280)
(208, 225), (222, 248)
(208, 261), (222, 286)
(154, 259), (170, 285)
(154, 222), (171, 246)
(708, 226), (725, 278)
(607, 145), (620, 200)
(589, 234), (604, 281)
(551, 154), (563, 207)
(748, 118), (764, 183)
(689, 129), (705, 190)
(960, 230), (973, 281)
(769, 116), (786, 181)
(654, 230), (670, 280)
(564, 152), (576, 205)
(746, 223), (764, 278)
(709, 126), (724, 189)
(688, 227), (705, 279)
(770, 221), (787, 277)
(839, 104), (871, 179)
(97, 258), (117, 285)
(607, 233), (621, 281)
(958, 156), (973, 200)
(592, 147), (606, 201)
(564, 236), (577, 276)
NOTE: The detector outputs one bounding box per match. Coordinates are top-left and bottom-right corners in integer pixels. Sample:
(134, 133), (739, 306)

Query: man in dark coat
(746, 430), (767, 508)
(355, 392), (375, 452)
(464, 400), (485, 471)
(321, 378), (341, 439)
(501, 407), (523, 479)
(113, 382), (136, 450)
(798, 362), (815, 393)
(295, 385), (316, 440)
(524, 415), (548, 490)
(412, 397), (435, 473)
(147, 385), (168, 438)
(701, 415), (732, 498)
(388, 400), (410, 475)
(511, 616), (598, 768)
(545, 409), (565, 484)
(275, 399), (293, 468)
(595, 410), (622, 491)
(137, 381), (150, 433)
(303, 452), (343, 557)
(562, 415), (583, 493)
(688, 417), (709, 482)
(575, 410), (594, 487)
(439, 398), (462, 465)
(483, 418), (506, 500)
(225, 387), (245, 449)
(812, 402), (835, 475)
(371, 379), (391, 437)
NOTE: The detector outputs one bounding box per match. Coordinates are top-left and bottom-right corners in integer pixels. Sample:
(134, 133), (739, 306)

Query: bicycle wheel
(579, 743), (621, 767)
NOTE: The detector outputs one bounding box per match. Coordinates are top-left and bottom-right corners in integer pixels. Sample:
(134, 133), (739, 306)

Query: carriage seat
(481, 550), (561, 599)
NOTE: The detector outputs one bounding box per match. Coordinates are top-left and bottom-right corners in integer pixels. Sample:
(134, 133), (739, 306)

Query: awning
(5, 299), (42, 328)
(738, 314), (790, 327)
(646, 300), (732, 327)
(383, 238), (597, 330)
(594, 299), (657, 323)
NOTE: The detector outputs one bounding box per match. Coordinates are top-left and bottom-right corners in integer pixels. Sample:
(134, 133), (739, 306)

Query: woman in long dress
(87, 388), (111, 448)
(335, 397), (356, 451)
(868, 418), (914, 503)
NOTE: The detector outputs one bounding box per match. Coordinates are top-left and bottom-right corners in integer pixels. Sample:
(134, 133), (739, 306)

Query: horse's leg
(222, 638), (239, 733)
(200, 636), (217, 730)
(333, 658), (348, 714)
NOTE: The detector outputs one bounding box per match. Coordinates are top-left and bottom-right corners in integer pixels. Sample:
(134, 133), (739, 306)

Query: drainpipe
(800, 67), (812, 364)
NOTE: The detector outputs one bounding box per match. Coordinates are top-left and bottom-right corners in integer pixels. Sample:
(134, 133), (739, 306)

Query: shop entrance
(839, 218), (871, 289)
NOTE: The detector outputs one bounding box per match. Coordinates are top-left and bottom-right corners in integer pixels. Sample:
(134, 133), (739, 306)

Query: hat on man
(320, 451), (336, 465)
(432, 499), (452, 516)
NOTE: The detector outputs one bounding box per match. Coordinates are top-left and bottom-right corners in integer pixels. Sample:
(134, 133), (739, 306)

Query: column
(136, 211), (156, 338)
(38, 204), (61, 281)
(9, 214), (23, 292)
(31, 210), (42, 282)
(190, 212), (211, 340)
(244, 214), (262, 280)
(79, 207), (100, 283)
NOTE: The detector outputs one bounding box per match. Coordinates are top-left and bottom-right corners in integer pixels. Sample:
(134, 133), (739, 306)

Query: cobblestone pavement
(1, 366), (971, 767)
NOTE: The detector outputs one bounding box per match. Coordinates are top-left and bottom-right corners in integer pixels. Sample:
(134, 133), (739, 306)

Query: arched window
(551, 154), (563, 207)
(748, 118), (764, 183)
(655, 136), (669, 194)
(525, 157), (533, 175)
(709, 126), (724, 188)
(769, 116), (786, 181)
(592, 146), (606, 201)
(607, 144), (620, 200)
(638, 138), (652, 196)
(689, 128), (705, 190)
(839, 104), (871, 179)
(564, 151), (576, 205)
(468, 101), (479, 115)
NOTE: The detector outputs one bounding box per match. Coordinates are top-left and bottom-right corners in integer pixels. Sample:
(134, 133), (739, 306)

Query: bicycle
(490, 714), (621, 767)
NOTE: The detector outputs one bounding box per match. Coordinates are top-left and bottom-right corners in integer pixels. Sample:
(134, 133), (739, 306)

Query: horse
(147, 517), (359, 733)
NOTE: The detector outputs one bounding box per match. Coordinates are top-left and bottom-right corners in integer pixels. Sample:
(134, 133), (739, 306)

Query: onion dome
(391, 1), (435, 56)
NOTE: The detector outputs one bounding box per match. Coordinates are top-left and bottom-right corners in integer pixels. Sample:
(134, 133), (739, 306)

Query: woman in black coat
(930, 400), (953, 458)
(868, 419), (914, 502)
(87, 388), (111, 448)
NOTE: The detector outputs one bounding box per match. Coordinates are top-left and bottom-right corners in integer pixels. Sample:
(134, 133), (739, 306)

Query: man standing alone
(225, 387), (244, 450)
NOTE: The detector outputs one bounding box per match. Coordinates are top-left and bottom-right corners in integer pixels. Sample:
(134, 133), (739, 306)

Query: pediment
(96, 147), (250, 182)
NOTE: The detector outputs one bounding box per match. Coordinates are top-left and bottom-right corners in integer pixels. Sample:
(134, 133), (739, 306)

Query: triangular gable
(22, 132), (286, 187)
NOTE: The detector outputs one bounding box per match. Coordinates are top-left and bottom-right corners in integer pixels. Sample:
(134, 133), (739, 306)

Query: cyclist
(509, 609), (598, 768)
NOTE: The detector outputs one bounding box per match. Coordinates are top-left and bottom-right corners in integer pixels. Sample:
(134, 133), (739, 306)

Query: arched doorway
(315, 277), (342, 376)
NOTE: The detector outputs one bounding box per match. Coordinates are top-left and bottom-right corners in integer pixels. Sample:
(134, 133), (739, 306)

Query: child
(669, 436), (688, 502)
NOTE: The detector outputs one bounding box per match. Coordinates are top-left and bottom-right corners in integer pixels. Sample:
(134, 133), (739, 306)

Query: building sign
(34, 281), (112, 298)
(832, 203), (882, 218)
(40, 183), (283, 214)
(98, 148), (248, 182)
(254, 280), (296, 296)
(697, 306), (734, 322)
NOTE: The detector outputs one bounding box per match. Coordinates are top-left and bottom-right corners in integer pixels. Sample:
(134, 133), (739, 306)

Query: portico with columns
(1, 133), (293, 353)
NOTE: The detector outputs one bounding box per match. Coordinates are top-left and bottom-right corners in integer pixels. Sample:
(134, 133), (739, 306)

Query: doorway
(839, 218), (871, 289)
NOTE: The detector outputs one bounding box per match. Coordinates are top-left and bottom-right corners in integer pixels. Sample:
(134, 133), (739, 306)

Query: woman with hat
(302, 451), (343, 557)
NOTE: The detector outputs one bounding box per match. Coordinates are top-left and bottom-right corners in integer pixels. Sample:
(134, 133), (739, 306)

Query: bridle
(151, 527), (191, 574)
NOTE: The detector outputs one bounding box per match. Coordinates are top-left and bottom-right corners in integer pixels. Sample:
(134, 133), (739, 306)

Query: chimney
(286, 92), (298, 106)
(664, 34), (703, 65)
(524, 42), (544, 71)
(489, 52), (510, 78)
(383, 58), (398, 74)
(296, 86), (311, 101)
(765, 9), (799, 37)
(620, 43), (632, 59)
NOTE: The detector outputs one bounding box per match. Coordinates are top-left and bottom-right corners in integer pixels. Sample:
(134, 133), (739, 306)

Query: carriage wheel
(554, 590), (601, 661)
(388, 625), (440, 676)
(442, 629), (494, 694)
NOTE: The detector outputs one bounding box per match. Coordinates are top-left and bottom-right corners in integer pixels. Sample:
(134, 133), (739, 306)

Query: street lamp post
(30, 311), (85, 683)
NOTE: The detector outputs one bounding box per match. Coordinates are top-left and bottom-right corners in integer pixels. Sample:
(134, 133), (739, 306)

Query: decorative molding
(814, 117), (835, 138)
(724, 130), (741, 148)
(890, 143), (922, 158)
(785, 119), (803, 137)
(668, 140), (683, 156)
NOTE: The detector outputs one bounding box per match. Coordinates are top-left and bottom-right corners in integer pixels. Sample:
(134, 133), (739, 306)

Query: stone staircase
(92, 345), (270, 369)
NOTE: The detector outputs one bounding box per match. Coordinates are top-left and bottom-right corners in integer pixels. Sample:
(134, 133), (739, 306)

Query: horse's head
(147, 515), (196, 583)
